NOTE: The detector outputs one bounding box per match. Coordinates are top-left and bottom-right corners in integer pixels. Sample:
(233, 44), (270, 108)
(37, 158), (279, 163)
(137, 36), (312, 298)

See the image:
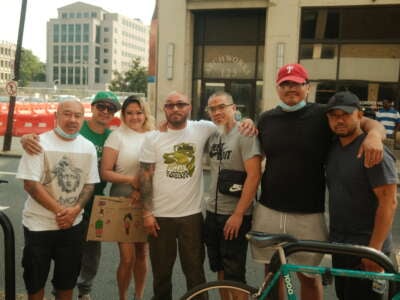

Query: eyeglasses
(95, 102), (118, 114)
(278, 81), (308, 90)
(164, 102), (190, 110)
(205, 103), (233, 113)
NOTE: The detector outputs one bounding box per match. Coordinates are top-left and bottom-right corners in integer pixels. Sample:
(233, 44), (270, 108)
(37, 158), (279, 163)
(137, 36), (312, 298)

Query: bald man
(16, 100), (100, 300)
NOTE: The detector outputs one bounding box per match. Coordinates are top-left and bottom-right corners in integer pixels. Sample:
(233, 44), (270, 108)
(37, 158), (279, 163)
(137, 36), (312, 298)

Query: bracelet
(143, 213), (153, 219)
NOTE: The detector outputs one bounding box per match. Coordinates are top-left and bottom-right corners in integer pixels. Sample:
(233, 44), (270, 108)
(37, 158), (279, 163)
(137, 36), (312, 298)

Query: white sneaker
(78, 295), (91, 300)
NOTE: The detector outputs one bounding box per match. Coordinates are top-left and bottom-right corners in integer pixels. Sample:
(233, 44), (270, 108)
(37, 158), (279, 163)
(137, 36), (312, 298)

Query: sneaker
(78, 295), (91, 300)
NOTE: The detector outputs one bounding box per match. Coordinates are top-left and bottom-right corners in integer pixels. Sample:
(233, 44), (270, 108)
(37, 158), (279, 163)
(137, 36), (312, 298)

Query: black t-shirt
(257, 103), (332, 213)
(326, 133), (397, 252)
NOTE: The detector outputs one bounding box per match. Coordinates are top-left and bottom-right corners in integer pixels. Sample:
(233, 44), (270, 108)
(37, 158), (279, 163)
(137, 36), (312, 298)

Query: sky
(0, 0), (156, 62)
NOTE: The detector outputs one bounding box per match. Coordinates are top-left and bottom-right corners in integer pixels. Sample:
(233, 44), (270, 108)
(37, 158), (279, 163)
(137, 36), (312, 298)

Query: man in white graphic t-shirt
(139, 91), (215, 300)
(16, 99), (99, 300)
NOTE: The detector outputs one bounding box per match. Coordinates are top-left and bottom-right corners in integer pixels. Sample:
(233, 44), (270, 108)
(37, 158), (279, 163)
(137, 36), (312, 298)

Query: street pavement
(1, 136), (400, 299)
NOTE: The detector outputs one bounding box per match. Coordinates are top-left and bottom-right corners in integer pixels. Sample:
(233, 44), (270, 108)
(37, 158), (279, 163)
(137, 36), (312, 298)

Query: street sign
(5, 81), (17, 97)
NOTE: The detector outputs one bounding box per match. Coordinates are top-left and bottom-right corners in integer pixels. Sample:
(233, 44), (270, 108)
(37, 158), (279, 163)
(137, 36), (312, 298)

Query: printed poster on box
(87, 196), (147, 243)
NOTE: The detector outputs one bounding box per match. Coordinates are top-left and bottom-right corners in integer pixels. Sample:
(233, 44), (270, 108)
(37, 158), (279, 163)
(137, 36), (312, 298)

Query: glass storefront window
(300, 44), (338, 80)
(339, 44), (400, 82)
(203, 46), (256, 79)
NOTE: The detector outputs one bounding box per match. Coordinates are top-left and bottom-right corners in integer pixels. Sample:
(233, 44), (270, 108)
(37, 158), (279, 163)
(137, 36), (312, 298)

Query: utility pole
(3, 0), (27, 151)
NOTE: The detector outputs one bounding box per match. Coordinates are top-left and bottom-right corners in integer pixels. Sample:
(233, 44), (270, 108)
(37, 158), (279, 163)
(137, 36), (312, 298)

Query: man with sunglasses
(138, 91), (257, 299)
(251, 63), (386, 300)
(20, 91), (121, 300)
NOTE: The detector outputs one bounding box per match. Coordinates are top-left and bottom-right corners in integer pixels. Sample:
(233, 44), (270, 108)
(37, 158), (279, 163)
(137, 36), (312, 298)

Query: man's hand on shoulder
(238, 118), (258, 136)
(20, 133), (42, 155)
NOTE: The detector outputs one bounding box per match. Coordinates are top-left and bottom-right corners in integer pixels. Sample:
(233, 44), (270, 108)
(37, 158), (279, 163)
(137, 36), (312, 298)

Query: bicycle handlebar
(247, 232), (396, 273)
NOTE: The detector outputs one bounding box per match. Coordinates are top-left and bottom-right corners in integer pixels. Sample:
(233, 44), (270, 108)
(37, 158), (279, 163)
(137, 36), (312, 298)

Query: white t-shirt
(104, 125), (148, 197)
(139, 120), (216, 217)
(16, 131), (100, 231)
(104, 125), (148, 177)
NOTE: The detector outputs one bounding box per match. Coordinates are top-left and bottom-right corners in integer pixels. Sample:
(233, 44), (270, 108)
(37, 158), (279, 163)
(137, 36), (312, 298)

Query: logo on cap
(286, 65), (294, 74)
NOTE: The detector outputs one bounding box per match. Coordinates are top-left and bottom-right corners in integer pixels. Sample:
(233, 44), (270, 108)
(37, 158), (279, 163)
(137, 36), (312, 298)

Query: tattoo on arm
(77, 184), (95, 209)
(139, 162), (155, 211)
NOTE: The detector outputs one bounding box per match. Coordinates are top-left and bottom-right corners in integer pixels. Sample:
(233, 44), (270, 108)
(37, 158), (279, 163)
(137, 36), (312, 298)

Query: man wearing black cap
(326, 91), (397, 300)
(251, 63), (386, 299)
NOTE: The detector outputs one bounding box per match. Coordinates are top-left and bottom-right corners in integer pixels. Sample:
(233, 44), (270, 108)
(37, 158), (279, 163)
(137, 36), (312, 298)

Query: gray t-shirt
(326, 133), (397, 252)
(205, 124), (262, 215)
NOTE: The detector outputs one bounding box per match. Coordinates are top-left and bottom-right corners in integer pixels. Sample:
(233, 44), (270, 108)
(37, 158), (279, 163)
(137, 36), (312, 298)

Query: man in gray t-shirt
(203, 91), (262, 287)
(325, 91), (398, 300)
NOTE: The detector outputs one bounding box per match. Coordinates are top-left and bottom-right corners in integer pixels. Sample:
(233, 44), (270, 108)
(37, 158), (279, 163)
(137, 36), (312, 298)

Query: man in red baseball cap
(251, 63), (386, 299)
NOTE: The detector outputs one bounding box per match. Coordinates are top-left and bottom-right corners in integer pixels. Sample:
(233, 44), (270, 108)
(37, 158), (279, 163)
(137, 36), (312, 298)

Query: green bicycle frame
(258, 263), (400, 300)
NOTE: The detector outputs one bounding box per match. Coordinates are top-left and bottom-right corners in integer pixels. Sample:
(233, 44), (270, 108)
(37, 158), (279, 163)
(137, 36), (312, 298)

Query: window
(84, 12), (89, 18)
(68, 67), (74, 84)
(53, 67), (59, 82)
(91, 12), (97, 18)
(83, 46), (89, 63)
(77, 12), (82, 18)
(300, 6), (400, 104)
(103, 58), (108, 64)
(104, 48), (109, 54)
(96, 25), (101, 43)
(53, 46), (59, 63)
(95, 47), (100, 65)
(61, 13), (67, 19)
(68, 46), (74, 63)
(75, 24), (81, 42)
(95, 67), (100, 83)
(60, 67), (66, 84)
(60, 46), (67, 63)
(83, 24), (89, 42)
(104, 27), (109, 32)
(75, 67), (80, 84)
(68, 24), (74, 42)
(103, 69), (108, 74)
(53, 24), (59, 43)
(75, 45), (81, 63)
(61, 24), (67, 42)
(69, 12), (75, 19)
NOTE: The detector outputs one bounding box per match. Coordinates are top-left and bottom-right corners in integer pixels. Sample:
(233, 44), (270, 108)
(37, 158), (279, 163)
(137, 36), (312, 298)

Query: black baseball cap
(326, 91), (361, 114)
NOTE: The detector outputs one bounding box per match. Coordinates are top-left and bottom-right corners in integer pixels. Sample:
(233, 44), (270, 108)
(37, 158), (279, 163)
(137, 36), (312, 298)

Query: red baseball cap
(276, 63), (309, 84)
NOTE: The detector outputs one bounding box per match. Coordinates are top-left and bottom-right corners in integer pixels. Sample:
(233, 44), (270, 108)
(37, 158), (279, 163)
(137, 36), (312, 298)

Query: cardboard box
(87, 196), (147, 243)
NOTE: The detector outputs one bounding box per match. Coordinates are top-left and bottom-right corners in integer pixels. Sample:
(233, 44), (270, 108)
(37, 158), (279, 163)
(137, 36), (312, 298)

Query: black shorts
(22, 222), (84, 294)
(204, 211), (251, 283)
(332, 253), (390, 300)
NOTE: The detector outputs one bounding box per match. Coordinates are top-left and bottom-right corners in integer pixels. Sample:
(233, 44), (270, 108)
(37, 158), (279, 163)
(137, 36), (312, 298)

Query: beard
(216, 125), (225, 135)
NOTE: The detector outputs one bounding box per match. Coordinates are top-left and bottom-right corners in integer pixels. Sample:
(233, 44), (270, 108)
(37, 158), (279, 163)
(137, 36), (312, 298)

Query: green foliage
(109, 57), (148, 94)
(19, 49), (46, 86)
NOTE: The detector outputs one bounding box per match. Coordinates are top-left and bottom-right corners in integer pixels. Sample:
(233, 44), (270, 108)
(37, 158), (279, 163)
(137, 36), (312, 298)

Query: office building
(0, 41), (16, 86)
(152, 0), (400, 120)
(47, 1), (149, 90)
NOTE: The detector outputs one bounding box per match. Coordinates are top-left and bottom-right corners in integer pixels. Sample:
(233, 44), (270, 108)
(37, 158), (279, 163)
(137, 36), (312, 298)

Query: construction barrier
(0, 110), (121, 137)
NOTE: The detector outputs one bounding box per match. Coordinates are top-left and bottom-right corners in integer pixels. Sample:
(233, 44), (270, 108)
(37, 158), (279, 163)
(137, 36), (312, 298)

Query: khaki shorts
(250, 203), (328, 267)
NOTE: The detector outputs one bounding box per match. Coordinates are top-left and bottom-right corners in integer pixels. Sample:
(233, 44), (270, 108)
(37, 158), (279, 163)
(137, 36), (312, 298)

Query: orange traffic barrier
(13, 114), (55, 136)
(0, 114), (6, 136)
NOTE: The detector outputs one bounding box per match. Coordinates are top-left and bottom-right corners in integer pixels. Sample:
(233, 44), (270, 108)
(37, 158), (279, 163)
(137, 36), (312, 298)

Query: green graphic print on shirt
(163, 142), (196, 178)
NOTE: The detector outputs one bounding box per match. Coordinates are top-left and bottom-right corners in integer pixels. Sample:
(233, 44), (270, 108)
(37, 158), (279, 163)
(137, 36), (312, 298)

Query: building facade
(153, 0), (400, 121)
(0, 42), (16, 86)
(46, 1), (149, 90)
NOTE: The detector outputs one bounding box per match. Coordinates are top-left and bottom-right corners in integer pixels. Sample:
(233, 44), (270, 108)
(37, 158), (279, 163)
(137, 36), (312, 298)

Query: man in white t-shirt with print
(16, 100), (99, 300)
(139, 91), (215, 300)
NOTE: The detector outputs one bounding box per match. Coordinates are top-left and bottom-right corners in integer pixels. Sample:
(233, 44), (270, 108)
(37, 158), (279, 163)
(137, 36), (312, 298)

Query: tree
(109, 57), (148, 94)
(19, 49), (46, 86)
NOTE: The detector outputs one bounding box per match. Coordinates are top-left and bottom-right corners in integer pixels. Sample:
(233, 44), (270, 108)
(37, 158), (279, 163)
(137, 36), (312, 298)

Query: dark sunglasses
(164, 102), (190, 110)
(95, 102), (117, 113)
